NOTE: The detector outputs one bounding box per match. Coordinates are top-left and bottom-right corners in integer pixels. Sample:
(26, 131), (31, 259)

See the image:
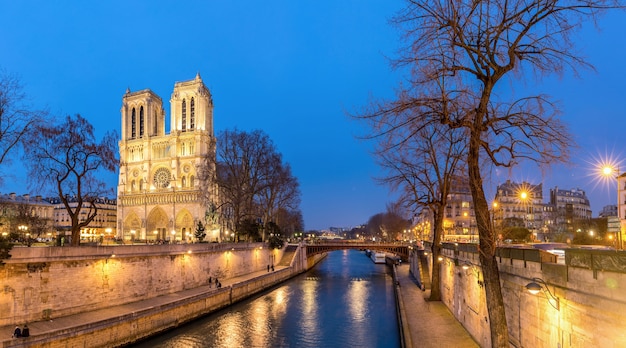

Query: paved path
(396, 263), (480, 348)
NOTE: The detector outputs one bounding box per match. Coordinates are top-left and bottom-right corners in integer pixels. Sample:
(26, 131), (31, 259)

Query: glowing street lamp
(599, 161), (622, 249)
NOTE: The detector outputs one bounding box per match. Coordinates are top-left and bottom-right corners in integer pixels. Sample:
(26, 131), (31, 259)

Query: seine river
(131, 249), (401, 348)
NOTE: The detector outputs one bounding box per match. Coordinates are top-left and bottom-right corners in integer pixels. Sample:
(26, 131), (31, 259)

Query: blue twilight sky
(1, 2), (625, 231)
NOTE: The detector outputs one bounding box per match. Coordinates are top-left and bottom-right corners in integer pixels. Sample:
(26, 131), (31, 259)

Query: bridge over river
(305, 241), (410, 261)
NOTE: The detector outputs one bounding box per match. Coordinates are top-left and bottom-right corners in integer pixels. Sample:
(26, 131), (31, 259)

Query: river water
(131, 249), (401, 348)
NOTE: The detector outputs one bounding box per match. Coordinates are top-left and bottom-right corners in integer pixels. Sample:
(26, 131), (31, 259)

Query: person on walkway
(267, 265), (270, 272)
(12, 326), (21, 338)
(22, 324), (29, 337)
(271, 265), (274, 272)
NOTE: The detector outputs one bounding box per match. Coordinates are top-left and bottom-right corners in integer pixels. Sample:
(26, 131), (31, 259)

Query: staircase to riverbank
(277, 245), (298, 266)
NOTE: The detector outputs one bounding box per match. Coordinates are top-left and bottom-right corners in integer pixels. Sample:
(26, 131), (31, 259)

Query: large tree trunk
(468, 126), (509, 347)
(429, 207), (444, 301)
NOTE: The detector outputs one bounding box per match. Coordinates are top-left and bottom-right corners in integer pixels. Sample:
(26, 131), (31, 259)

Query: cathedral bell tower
(117, 74), (218, 242)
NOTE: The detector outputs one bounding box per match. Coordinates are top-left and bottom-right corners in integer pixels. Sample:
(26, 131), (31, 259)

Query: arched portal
(176, 209), (194, 242)
(147, 206), (170, 241)
(123, 211), (142, 241)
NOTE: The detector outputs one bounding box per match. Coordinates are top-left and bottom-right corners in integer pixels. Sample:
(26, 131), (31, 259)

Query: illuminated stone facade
(117, 74), (218, 242)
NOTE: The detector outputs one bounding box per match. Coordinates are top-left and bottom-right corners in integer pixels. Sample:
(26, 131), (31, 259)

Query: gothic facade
(117, 74), (218, 242)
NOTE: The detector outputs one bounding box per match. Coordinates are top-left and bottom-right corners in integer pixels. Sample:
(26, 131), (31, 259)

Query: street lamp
(18, 225), (29, 246)
(600, 163), (623, 249)
(526, 277), (560, 310)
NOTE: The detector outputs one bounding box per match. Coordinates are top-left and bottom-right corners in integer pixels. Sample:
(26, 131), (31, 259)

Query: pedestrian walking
(267, 265), (270, 272)
(271, 265), (274, 272)
(21, 324), (29, 338)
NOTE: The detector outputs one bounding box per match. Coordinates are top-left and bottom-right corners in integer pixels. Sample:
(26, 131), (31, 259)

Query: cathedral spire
(195, 72), (201, 81)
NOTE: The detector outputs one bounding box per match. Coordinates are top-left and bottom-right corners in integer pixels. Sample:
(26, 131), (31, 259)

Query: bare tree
(216, 129), (273, 241)
(366, 206), (411, 242)
(0, 69), (45, 183)
(24, 114), (117, 246)
(366, 105), (467, 300)
(359, 1), (622, 345)
(275, 207), (304, 238)
(258, 159), (301, 240)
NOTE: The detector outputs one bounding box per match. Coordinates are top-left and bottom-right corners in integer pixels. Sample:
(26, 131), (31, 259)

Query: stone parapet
(420, 243), (626, 347)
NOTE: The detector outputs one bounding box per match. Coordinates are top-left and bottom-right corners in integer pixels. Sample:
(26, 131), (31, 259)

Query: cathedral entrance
(147, 207), (169, 242)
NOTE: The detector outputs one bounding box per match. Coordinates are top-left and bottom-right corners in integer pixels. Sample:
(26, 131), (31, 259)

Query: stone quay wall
(0, 243), (285, 327)
(412, 243), (626, 348)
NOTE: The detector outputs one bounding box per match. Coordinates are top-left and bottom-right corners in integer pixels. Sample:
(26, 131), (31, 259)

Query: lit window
(182, 99), (187, 131)
(139, 106), (144, 137)
(190, 98), (195, 129)
(131, 108), (136, 138)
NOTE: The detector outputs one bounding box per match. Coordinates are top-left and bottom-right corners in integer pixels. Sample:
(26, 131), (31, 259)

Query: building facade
(117, 74), (218, 242)
(49, 196), (117, 242)
(443, 176), (477, 242)
(618, 173), (626, 248)
(546, 187), (592, 235)
(0, 193), (55, 239)
(493, 180), (544, 239)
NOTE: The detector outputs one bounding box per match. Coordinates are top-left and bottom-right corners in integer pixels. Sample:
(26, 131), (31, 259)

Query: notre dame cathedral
(117, 74), (219, 242)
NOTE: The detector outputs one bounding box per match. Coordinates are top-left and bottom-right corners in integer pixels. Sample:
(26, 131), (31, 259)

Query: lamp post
(601, 164), (622, 249)
(18, 225), (29, 246)
(525, 277), (560, 310)
(518, 189), (533, 241)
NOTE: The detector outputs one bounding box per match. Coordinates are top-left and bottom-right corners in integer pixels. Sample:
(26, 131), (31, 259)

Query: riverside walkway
(1, 263), (479, 348)
(395, 263), (479, 348)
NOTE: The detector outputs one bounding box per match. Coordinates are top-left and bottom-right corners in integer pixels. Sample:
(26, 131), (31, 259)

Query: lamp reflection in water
(526, 277), (560, 310)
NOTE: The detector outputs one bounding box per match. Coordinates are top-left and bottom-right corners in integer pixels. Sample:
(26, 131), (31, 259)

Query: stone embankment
(0, 243), (323, 347)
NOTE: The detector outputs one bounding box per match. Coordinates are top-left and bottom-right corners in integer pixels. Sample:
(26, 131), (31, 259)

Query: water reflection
(132, 249), (399, 348)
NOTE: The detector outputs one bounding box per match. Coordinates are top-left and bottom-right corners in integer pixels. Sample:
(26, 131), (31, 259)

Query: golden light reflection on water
(300, 276), (320, 338)
(347, 278), (368, 322)
(214, 311), (245, 348)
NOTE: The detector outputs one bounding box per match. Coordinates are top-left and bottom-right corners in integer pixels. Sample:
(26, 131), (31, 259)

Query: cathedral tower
(117, 74), (218, 242)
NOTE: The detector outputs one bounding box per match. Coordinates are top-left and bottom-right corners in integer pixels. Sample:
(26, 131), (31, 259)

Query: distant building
(493, 180), (543, 239)
(0, 193), (55, 238)
(545, 187), (591, 237)
(443, 176), (477, 242)
(411, 176), (478, 243)
(599, 205), (617, 218)
(48, 196), (117, 242)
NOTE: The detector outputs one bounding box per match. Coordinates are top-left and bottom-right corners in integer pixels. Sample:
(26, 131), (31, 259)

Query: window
(153, 110), (158, 135)
(190, 175), (194, 187)
(190, 98), (195, 129)
(182, 176), (187, 187)
(182, 99), (187, 131)
(131, 108), (136, 138)
(139, 106), (144, 137)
